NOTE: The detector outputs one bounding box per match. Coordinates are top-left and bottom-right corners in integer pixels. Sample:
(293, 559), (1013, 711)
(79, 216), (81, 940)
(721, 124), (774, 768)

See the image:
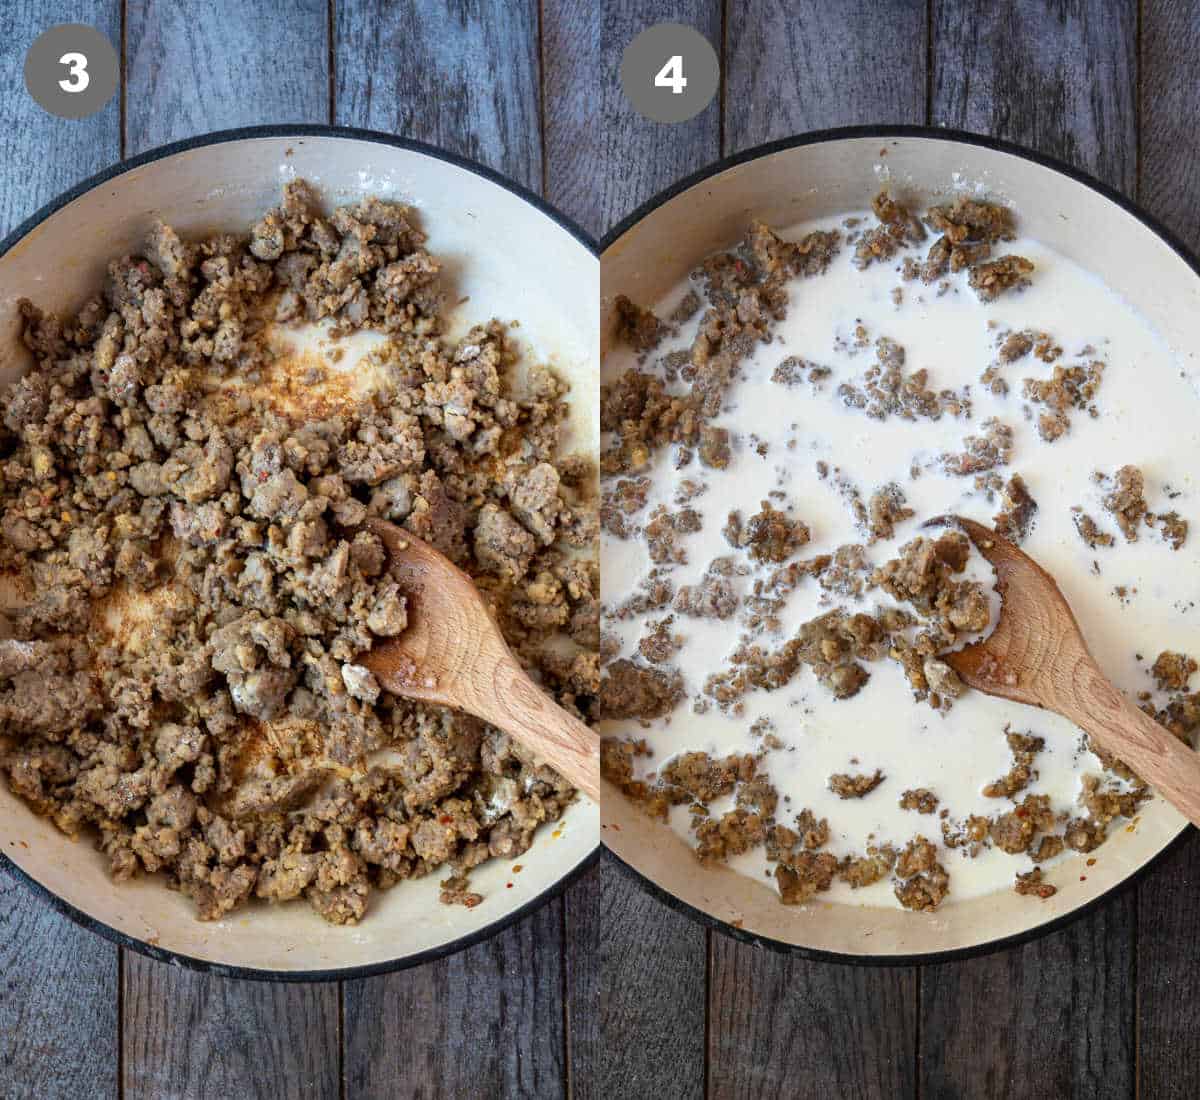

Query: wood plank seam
(117, 947), (125, 1100)
(327, 0), (336, 126)
(538, 0), (548, 200)
(120, 0), (128, 158)
(718, 0), (728, 157)
(562, 886), (573, 1098)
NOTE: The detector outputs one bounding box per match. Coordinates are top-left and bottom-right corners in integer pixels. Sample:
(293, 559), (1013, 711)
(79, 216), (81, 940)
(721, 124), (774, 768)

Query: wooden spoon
(933, 515), (1200, 827)
(357, 516), (599, 801)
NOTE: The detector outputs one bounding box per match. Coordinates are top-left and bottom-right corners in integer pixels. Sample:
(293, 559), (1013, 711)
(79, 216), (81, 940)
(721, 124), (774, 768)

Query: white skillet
(0, 127), (599, 980)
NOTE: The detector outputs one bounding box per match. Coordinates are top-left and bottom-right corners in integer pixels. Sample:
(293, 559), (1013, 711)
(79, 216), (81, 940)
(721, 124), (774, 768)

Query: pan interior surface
(0, 133), (599, 976)
(600, 132), (1199, 959)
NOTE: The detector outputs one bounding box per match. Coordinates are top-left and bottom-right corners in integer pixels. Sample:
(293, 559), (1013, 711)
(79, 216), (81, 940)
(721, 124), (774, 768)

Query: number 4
(655, 54), (687, 95)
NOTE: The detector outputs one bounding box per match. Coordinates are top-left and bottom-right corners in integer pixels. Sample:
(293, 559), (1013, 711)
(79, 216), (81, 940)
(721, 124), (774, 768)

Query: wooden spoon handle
(469, 658), (600, 803)
(1063, 662), (1200, 828)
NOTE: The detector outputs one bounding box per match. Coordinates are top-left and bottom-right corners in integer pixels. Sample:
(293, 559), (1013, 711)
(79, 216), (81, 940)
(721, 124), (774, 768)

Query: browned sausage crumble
(1014, 866), (1057, 899)
(0, 181), (596, 924)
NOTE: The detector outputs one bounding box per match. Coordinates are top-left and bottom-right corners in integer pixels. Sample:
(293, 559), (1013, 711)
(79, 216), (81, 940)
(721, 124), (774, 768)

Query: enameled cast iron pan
(0, 126), (599, 980)
(600, 126), (1199, 962)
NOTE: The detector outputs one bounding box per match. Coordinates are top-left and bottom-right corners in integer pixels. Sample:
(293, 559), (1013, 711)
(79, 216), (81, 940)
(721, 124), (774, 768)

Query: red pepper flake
(506, 883), (513, 889)
(1079, 875), (1087, 882)
(258, 471), (269, 482)
(439, 815), (453, 825)
(463, 895), (482, 908)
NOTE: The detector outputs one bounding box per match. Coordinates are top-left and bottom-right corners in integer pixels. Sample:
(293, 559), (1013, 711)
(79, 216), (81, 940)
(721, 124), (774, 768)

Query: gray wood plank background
(123, 960), (341, 1100)
(345, 902), (566, 1098)
(545, 0), (602, 235)
(598, 0), (722, 229)
(335, 0), (543, 191)
(2, 1), (1200, 1097)
(125, 0), (330, 151)
(724, 0), (927, 149)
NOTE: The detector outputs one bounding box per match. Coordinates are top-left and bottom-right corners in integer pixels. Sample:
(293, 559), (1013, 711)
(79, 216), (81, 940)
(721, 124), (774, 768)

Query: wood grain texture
(1136, 834), (1200, 1100)
(920, 893), (1136, 1099)
(598, 860), (706, 1100)
(564, 864), (601, 1100)
(122, 954), (339, 1099)
(931, 0), (1138, 192)
(598, 0), (722, 232)
(0, 5), (121, 1099)
(543, 0), (602, 238)
(0, 0), (121, 233)
(724, 0), (926, 152)
(0, 869), (119, 1100)
(1140, 0), (1200, 248)
(334, 0), (542, 192)
(119, 8), (342, 1098)
(1136, 6), (1200, 1096)
(124, 0), (329, 155)
(344, 897), (566, 1098)
(709, 937), (916, 1100)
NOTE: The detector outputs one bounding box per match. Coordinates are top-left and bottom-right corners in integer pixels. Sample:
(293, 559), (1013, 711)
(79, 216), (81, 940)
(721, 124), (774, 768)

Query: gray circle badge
(24, 24), (119, 120)
(620, 22), (720, 124)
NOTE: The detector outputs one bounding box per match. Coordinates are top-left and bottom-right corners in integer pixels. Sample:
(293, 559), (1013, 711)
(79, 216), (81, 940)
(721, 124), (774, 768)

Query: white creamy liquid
(601, 212), (1200, 909)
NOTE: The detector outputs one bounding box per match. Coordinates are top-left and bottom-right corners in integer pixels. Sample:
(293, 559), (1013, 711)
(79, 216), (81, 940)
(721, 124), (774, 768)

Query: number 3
(58, 51), (90, 93)
(654, 55), (687, 95)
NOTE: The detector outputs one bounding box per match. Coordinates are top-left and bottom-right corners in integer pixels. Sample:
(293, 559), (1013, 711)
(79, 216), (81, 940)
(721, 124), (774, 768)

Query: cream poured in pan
(599, 192), (1200, 911)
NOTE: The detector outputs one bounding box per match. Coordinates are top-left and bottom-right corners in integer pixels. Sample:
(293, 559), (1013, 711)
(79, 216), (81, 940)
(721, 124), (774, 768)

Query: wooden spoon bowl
(359, 517), (599, 801)
(933, 515), (1200, 827)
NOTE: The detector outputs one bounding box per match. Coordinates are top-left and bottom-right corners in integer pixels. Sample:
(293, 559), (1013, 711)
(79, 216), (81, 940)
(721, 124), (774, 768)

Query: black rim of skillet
(600, 122), (1200, 967)
(0, 123), (599, 983)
